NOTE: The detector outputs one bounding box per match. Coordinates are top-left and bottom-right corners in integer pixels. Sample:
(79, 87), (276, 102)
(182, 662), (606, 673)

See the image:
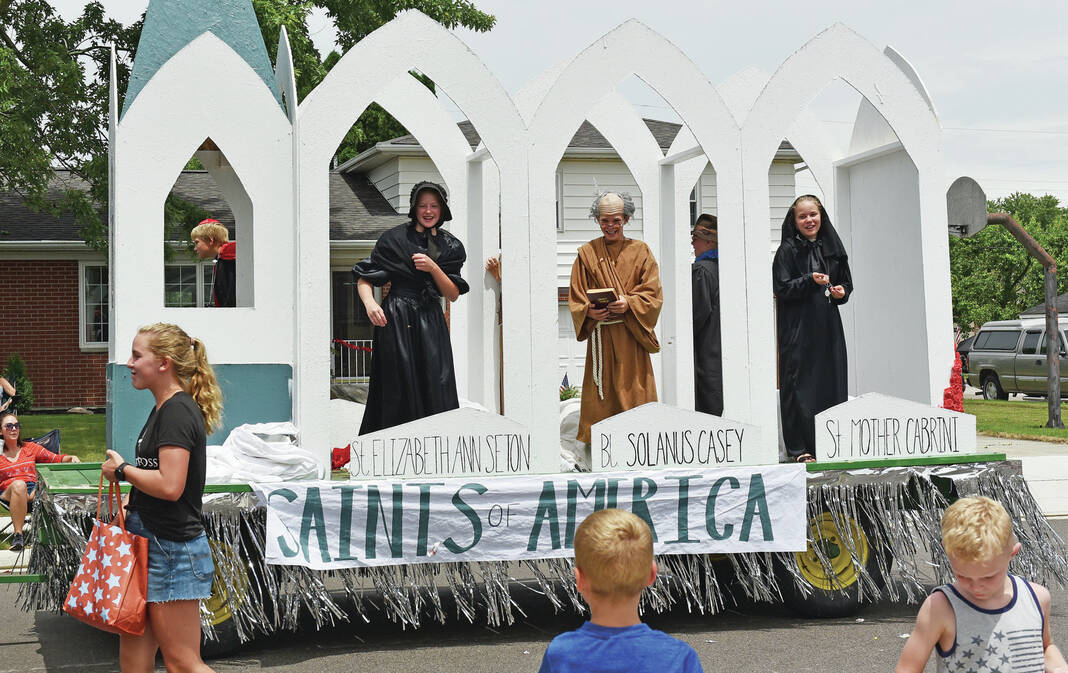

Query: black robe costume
(353, 222), (469, 435)
(772, 205), (852, 459)
(211, 241), (236, 307)
(692, 254), (723, 415)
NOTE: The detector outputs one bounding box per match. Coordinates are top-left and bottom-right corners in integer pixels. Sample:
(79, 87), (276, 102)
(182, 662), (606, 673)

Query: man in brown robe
(568, 192), (663, 444)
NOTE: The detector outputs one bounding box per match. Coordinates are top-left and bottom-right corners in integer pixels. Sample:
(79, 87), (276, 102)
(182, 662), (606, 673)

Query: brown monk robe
(568, 237), (663, 443)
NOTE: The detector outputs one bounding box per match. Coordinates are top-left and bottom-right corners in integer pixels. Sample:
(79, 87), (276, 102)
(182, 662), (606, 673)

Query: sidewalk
(982, 435), (1068, 516)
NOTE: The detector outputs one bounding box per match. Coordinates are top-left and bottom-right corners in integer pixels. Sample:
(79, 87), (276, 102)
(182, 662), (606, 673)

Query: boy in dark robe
(691, 214), (722, 416)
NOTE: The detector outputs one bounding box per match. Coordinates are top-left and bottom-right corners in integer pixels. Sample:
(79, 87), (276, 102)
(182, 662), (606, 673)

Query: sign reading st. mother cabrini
(348, 407), (534, 479)
(815, 393), (976, 461)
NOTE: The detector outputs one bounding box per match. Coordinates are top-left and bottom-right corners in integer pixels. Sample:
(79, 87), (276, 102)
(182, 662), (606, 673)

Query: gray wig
(588, 191), (636, 220)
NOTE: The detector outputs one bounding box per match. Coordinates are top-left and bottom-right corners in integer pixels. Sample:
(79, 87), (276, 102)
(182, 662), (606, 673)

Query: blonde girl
(102, 323), (222, 673)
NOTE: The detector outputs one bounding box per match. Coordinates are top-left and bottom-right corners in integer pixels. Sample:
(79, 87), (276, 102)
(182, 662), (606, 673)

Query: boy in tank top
(896, 496), (1068, 673)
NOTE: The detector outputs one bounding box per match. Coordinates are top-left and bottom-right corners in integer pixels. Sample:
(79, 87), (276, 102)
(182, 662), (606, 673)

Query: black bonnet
(780, 195), (848, 259)
(408, 181), (453, 225)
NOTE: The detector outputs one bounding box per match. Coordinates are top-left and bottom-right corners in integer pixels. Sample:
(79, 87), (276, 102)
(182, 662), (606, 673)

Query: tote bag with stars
(63, 475), (148, 635)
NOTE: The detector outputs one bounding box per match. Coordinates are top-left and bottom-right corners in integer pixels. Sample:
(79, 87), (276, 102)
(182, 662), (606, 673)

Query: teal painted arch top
(122, 0), (285, 118)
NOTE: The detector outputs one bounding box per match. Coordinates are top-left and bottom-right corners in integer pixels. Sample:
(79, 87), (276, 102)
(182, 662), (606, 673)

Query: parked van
(965, 318), (1068, 399)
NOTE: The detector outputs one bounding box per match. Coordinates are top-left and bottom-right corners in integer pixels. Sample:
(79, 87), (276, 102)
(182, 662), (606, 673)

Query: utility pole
(986, 213), (1063, 428)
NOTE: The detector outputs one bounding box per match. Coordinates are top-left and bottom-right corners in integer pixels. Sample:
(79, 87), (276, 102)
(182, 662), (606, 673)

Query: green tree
(1, 0), (495, 250)
(950, 192), (1068, 331)
(2, 354), (35, 414)
(0, 0), (139, 251)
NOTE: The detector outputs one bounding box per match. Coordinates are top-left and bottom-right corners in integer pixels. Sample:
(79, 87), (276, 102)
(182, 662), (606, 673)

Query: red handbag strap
(110, 481), (126, 531)
(96, 472), (106, 520)
(95, 472), (127, 530)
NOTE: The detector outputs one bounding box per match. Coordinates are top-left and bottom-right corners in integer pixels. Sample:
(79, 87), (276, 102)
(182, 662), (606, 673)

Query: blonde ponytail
(138, 323), (224, 434)
(187, 337), (223, 434)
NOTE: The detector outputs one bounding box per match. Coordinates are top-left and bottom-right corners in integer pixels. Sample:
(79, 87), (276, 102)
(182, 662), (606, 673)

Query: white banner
(254, 465), (807, 569)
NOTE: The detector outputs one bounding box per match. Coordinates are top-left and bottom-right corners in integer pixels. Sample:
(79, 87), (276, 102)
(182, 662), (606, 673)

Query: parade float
(16, 0), (1067, 655)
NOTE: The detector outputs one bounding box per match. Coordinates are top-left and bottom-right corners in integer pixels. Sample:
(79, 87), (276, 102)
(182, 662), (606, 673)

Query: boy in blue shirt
(538, 509), (703, 673)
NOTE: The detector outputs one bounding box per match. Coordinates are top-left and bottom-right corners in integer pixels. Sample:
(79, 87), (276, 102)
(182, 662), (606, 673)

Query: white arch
(527, 19), (746, 435)
(719, 66), (839, 233)
(742, 24), (950, 432)
(294, 11), (535, 468)
(113, 31), (294, 363)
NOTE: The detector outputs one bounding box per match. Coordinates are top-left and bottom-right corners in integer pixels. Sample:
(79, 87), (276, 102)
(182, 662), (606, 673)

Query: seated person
(191, 218), (236, 307)
(0, 412), (80, 551)
(0, 376), (13, 412)
(538, 509), (703, 672)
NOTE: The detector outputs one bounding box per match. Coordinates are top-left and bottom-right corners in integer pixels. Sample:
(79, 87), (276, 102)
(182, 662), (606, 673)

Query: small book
(587, 287), (618, 309)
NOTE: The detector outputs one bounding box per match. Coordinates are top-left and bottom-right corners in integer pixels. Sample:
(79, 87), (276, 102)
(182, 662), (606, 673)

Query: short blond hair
(190, 219), (229, 246)
(574, 509), (653, 598)
(941, 496), (1014, 563)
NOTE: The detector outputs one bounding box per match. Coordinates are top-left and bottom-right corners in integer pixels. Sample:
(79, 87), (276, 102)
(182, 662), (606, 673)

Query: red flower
(942, 350), (964, 412)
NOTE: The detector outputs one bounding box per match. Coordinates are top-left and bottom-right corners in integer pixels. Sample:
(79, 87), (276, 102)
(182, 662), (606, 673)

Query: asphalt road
(6, 520), (1068, 673)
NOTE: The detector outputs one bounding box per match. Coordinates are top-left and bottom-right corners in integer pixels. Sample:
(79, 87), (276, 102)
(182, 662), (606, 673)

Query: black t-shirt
(127, 391), (207, 541)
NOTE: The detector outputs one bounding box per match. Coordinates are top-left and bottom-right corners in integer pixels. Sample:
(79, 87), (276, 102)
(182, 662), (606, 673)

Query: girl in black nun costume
(353, 181), (469, 434)
(772, 194), (853, 463)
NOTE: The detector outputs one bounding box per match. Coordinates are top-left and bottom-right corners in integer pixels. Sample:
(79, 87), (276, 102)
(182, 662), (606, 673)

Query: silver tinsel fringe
(19, 461), (1068, 643)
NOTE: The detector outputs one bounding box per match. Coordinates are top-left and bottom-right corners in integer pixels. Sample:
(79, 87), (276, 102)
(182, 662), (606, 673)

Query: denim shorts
(0, 480), (35, 508)
(125, 511), (215, 603)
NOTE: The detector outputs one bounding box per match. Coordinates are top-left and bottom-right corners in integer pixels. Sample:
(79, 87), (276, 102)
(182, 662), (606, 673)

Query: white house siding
(768, 160), (796, 254)
(397, 157), (447, 213)
(696, 166), (717, 216)
(368, 156), (447, 213)
(367, 158), (402, 210)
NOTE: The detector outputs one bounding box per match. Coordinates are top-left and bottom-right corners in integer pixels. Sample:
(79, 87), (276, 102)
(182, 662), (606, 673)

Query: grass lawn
(963, 399), (1068, 443)
(15, 413), (107, 462)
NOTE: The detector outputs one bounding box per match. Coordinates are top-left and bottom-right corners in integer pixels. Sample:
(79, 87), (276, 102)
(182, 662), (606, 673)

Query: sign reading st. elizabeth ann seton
(815, 393), (976, 461)
(254, 465), (807, 570)
(346, 407), (536, 479)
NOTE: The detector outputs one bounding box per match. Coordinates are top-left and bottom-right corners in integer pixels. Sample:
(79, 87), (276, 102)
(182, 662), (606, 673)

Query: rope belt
(591, 319), (623, 400)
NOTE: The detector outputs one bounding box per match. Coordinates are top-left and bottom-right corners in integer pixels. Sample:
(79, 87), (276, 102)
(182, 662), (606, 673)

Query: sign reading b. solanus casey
(591, 403), (765, 470)
(254, 465), (806, 570)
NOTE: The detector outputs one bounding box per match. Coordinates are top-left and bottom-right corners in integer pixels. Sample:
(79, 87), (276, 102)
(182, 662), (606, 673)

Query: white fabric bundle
(206, 422), (325, 484)
(558, 397), (587, 472)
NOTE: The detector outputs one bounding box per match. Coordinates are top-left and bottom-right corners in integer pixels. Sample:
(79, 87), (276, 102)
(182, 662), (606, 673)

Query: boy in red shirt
(191, 218), (236, 307)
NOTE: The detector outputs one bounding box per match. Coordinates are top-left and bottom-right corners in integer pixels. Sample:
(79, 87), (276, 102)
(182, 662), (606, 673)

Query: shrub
(560, 384), (581, 401)
(2, 354), (34, 414)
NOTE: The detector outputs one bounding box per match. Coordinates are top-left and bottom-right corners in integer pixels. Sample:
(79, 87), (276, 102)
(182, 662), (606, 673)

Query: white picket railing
(331, 339), (373, 383)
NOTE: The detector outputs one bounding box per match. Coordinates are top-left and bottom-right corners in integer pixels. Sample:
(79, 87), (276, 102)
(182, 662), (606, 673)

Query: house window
(164, 265), (199, 307)
(202, 266), (214, 307)
(163, 262), (214, 307)
(79, 262), (108, 350)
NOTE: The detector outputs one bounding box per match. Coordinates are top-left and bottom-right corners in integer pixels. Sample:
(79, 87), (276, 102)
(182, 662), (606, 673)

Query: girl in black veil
(353, 181), (469, 434)
(773, 195), (852, 462)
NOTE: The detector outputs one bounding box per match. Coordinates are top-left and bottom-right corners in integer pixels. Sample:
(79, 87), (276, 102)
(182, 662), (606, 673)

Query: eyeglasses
(2, 423), (19, 430)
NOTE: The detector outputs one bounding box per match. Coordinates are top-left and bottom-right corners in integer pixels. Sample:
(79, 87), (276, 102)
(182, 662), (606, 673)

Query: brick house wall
(0, 260), (106, 408)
